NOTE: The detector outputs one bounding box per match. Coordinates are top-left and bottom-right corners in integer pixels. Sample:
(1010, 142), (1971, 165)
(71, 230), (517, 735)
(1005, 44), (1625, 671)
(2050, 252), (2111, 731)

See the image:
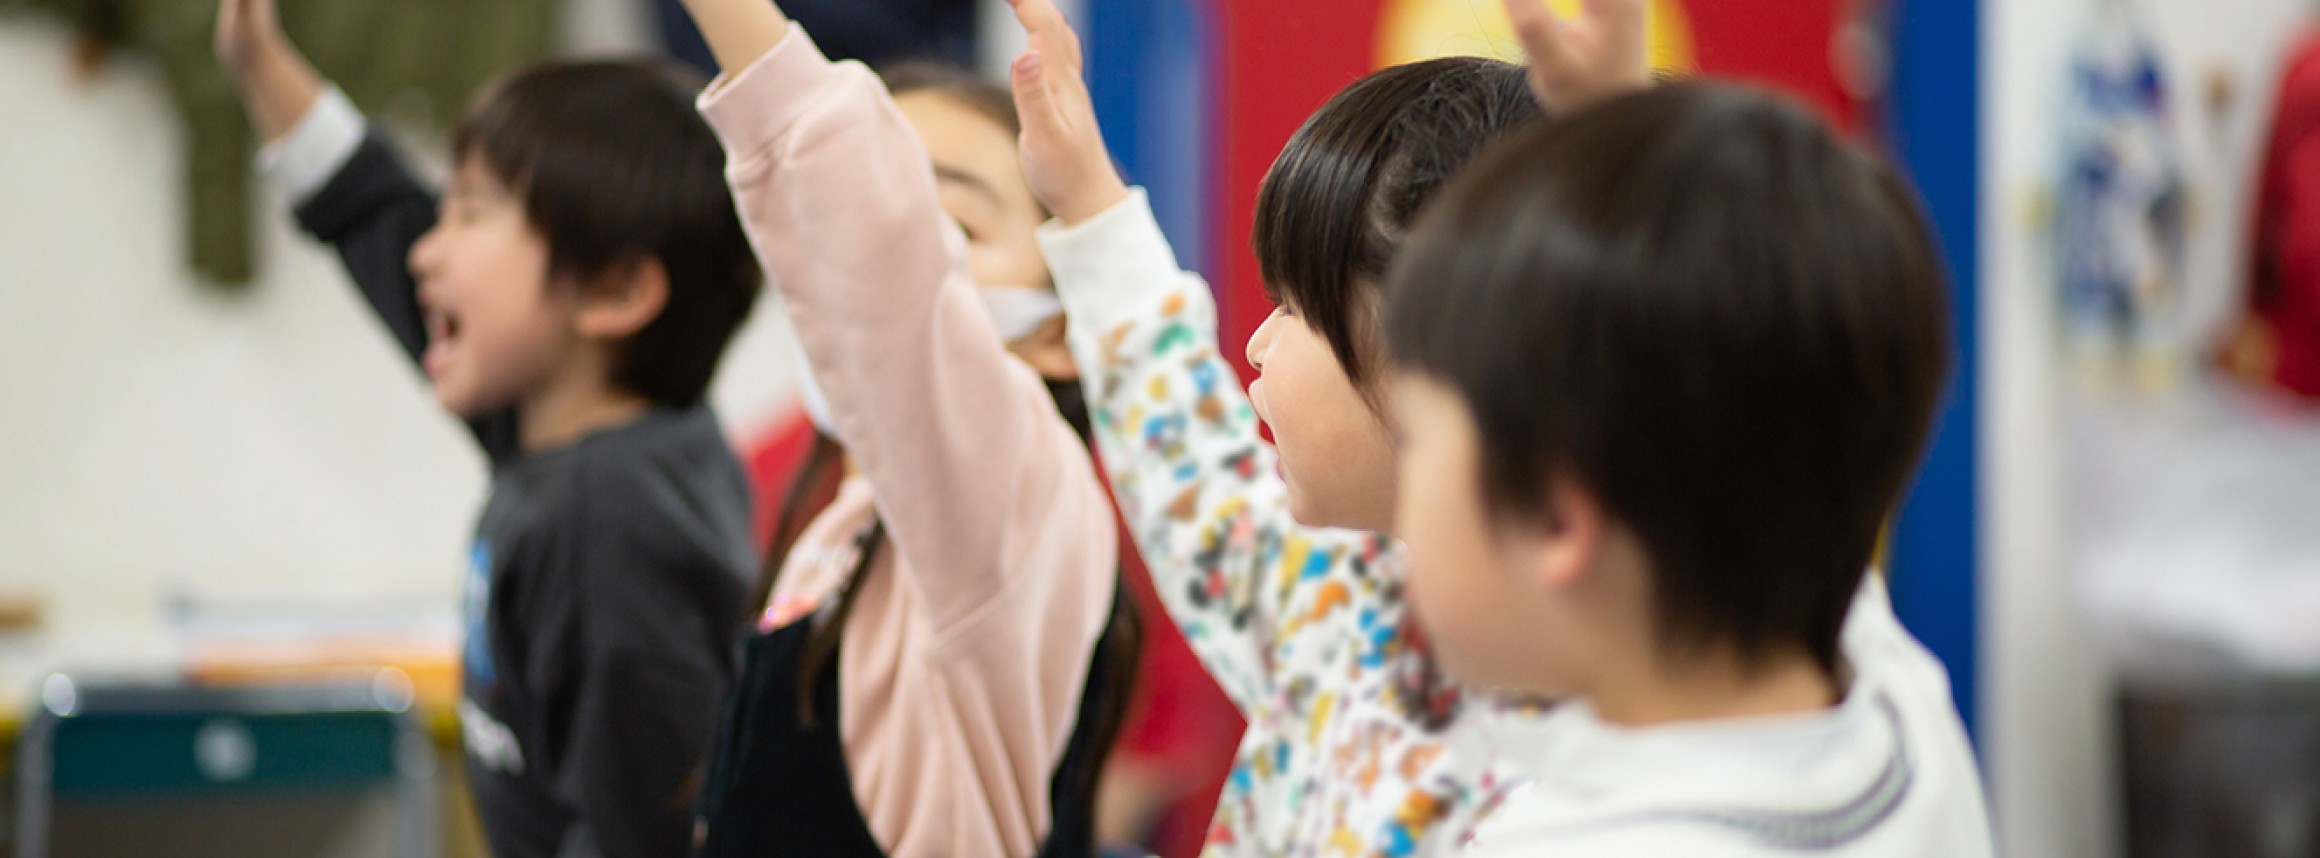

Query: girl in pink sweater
(675, 3), (1135, 856)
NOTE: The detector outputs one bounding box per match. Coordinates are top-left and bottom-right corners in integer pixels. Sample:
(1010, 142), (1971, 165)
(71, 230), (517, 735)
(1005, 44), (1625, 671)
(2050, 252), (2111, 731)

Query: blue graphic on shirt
(464, 542), (497, 687)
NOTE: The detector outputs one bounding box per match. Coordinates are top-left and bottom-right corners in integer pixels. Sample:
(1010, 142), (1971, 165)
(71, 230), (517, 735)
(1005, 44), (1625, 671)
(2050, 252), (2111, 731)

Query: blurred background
(4, 0), (2320, 856)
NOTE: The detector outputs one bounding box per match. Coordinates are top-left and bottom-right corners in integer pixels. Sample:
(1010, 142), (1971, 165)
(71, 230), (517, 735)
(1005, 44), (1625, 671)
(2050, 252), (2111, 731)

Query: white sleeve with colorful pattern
(1038, 190), (1394, 714)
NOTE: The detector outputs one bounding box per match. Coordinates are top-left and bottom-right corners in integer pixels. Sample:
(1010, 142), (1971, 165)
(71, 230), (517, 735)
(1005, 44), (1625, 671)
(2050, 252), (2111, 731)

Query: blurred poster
(2057, 9), (2190, 394)
(1374, 0), (1696, 73)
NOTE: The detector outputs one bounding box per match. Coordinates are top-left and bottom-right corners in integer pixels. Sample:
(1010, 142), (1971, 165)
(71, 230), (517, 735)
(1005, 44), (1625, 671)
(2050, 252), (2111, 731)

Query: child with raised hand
(215, 0), (761, 854)
(1006, 0), (1550, 853)
(1382, 80), (1995, 858)
(669, 2), (1133, 856)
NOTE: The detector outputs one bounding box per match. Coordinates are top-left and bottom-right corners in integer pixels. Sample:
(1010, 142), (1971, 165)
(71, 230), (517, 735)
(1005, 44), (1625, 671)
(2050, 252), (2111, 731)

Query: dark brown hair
(1252, 57), (1543, 389)
(1386, 83), (1952, 675)
(881, 61), (1022, 136)
(454, 60), (761, 406)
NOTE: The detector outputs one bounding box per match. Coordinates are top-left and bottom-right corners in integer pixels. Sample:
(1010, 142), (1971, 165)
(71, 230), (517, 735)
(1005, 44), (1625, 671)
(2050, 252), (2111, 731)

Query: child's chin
(432, 385), (499, 420)
(1281, 480), (1327, 528)
(1283, 478), (1373, 532)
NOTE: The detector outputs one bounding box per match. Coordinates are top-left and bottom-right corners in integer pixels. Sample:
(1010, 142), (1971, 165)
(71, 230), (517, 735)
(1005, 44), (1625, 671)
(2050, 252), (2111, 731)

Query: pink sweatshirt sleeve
(697, 23), (1113, 662)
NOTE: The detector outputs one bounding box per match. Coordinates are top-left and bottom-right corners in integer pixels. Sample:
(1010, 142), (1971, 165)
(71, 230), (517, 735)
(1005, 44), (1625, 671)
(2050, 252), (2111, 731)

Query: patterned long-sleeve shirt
(1039, 191), (1521, 857)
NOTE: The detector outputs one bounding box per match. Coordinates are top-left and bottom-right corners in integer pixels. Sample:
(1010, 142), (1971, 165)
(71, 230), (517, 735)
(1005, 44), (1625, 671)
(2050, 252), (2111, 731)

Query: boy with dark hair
(1382, 80), (1994, 856)
(215, 0), (762, 854)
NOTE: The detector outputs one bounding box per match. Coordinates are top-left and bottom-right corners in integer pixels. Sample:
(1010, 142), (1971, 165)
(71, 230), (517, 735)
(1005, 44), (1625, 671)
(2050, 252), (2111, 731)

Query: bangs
(451, 78), (538, 198)
(451, 61), (711, 215)
(442, 60), (759, 407)
(1252, 100), (1389, 315)
(1249, 57), (1539, 385)
(1250, 64), (1435, 383)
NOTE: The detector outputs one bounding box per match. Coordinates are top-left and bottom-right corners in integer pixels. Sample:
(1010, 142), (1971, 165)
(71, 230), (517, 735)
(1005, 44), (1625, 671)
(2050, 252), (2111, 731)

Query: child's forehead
(447, 150), (519, 197)
(896, 96), (1036, 209)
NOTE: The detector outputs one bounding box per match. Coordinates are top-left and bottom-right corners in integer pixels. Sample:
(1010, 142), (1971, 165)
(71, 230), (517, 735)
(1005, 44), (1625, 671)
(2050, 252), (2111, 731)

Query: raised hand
(1006, 0), (1128, 226)
(214, 0), (322, 144)
(1503, 0), (1652, 113)
(674, 0), (792, 78)
(213, 0), (280, 76)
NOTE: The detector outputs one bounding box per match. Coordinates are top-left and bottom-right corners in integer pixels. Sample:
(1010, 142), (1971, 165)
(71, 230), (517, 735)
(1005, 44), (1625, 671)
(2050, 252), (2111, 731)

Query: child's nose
(407, 225), (445, 284)
(1246, 309), (1280, 371)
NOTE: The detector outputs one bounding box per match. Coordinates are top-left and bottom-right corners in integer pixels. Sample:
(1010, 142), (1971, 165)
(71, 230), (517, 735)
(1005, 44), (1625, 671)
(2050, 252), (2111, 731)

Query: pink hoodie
(698, 29), (1117, 858)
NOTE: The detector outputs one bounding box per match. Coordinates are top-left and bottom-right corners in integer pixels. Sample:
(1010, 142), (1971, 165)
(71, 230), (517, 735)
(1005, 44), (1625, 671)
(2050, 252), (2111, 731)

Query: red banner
(1211, 0), (1869, 377)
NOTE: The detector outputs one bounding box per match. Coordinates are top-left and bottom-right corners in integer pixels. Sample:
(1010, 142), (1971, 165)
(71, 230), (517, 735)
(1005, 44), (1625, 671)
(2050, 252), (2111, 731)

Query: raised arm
(1008, 0), (1391, 712)
(687, 20), (1113, 641)
(218, 0), (518, 457)
(674, 0), (795, 77)
(216, 0), (321, 144)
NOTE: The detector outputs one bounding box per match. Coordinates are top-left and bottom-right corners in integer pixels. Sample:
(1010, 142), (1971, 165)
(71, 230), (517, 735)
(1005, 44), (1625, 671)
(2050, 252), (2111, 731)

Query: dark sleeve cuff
(292, 130), (436, 243)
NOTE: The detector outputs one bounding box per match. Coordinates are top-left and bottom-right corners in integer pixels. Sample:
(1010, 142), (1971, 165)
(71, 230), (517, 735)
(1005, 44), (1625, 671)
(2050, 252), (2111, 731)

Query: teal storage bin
(13, 673), (435, 858)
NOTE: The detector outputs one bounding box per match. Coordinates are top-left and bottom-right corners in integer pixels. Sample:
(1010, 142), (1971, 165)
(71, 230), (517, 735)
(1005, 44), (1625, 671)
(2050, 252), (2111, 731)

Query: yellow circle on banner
(1375, 0), (1696, 72)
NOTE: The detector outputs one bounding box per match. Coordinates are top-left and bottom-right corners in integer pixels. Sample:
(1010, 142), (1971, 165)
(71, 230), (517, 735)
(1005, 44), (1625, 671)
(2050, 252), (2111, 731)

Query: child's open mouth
(422, 309), (463, 380)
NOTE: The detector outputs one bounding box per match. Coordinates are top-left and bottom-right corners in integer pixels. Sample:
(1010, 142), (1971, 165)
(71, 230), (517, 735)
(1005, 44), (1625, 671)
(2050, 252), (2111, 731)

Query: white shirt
(255, 85), (366, 203)
(1463, 579), (1996, 857)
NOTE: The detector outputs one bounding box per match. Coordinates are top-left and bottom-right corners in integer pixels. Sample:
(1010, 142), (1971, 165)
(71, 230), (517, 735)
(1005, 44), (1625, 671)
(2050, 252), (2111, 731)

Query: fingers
(215, 0), (245, 61)
(1585, 0), (1647, 64)
(1506, 0), (1654, 110)
(1503, 0), (1569, 70)
(1009, 49), (1070, 139)
(1007, 0), (1083, 77)
(1055, 1), (1083, 76)
(1009, 48), (1046, 113)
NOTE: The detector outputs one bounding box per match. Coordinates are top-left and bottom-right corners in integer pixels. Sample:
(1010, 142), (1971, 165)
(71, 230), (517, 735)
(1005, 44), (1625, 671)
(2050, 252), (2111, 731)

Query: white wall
(1982, 1), (2314, 856)
(0, 8), (800, 658)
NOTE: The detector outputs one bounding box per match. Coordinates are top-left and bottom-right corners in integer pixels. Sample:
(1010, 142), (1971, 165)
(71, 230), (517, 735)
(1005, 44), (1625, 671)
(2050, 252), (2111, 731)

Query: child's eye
(947, 216), (979, 242)
(440, 195), (479, 225)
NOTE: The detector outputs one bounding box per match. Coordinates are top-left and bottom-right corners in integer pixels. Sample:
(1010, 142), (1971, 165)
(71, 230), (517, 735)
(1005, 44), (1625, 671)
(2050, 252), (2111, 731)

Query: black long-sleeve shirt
(293, 130), (754, 858)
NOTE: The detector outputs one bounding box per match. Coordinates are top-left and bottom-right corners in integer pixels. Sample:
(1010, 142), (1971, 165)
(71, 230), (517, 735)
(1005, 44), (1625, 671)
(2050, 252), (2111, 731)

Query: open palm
(1006, 0), (1128, 226)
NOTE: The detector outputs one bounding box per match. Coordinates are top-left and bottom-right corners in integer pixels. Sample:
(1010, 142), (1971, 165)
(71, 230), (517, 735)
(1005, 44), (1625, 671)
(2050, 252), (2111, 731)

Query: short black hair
(1252, 57), (1542, 388)
(455, 60), (761, 406)
(1385, 83), (1952, 675)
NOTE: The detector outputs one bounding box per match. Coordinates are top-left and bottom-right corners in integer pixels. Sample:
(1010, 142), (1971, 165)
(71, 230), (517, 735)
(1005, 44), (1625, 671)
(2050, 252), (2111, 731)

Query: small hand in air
(1503, 0), (1653, 113)
(214, 0), (283, 76)
(1006, 0), (1130, 226)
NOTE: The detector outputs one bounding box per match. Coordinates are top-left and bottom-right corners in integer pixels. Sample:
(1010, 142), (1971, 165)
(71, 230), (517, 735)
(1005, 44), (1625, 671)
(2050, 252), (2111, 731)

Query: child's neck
(517, 363), (653, 452)
(1584, 645), (1837, 729)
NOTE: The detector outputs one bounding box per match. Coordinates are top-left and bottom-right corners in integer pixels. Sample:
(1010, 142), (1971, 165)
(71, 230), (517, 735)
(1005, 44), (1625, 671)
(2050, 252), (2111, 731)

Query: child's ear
(1008, 314), (1080, 380)
(574, 259), (670, 340)
(1525, 476), (1605, 592)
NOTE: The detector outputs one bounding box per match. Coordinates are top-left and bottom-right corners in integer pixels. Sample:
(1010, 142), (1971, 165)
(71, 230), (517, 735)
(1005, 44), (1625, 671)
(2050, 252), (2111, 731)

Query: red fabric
(1682, 0), (1860, 131)
(2247, 29), (2320, 399)
(1213, 1), (1387, 385)
(742, 406), (823, 553)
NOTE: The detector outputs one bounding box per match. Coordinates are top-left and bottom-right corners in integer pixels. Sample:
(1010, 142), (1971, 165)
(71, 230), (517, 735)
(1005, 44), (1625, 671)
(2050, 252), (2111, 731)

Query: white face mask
(976, 284), (1065, 342)
(787, 285), (1065, 440)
